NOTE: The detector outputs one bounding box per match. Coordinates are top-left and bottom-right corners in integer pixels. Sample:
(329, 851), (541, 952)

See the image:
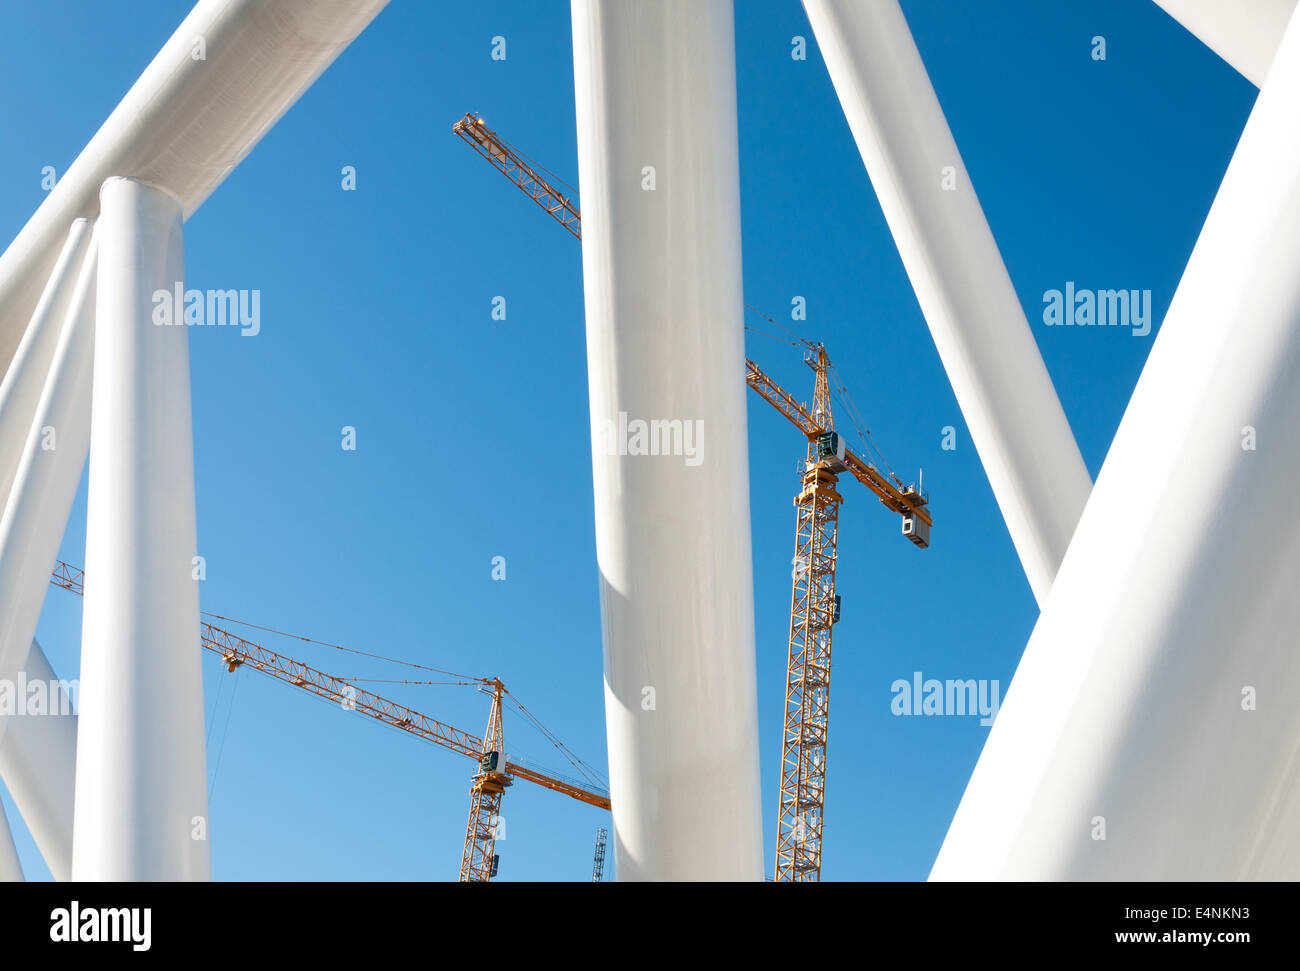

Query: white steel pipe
(0, 640), (77, 881)
(0, 220), (93, 509)
(0, 0), (389, 382)
(73, 178), (208, 881)
(802, 0), (1092, 606)
(0, 230), (94, 883)
(0, 798), (20, 882)
(0, 224), (95, 705)
(572, 0), (764, 880)
(933, 3), (1300, 881)
(1152, 0), (1296, 87)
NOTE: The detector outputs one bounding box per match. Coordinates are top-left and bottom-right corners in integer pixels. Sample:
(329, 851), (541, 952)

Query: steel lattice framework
(774, 355), (846, 881)
(592, 827), (608, 881)
(459, 681), (510, 883)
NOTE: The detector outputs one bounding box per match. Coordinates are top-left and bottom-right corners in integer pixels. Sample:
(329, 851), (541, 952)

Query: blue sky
(0, 0), (1258, 880)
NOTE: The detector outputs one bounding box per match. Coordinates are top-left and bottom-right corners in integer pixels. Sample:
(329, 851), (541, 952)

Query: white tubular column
(933, 5), (1300, 881)
(0, 640), (77, 881)
(73, 178), (208, 881)
(0, 220), (93, 507)
(1152, 0), (1296, 87)
(0, 226), (95, 881)
(0, 798), (20, 881)
(802, 0), (1091, 606)
(572, 0), (764, 880)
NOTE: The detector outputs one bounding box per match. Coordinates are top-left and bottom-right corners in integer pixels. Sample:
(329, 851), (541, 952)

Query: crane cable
(826, 360), (905, 488)
(208, 664), (242, 799)
(501, 689), (609, 791)
(201, 610), (486, 685)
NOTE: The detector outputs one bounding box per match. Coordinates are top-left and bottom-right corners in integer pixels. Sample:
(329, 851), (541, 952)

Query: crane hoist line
(452, 111), (933, 882)
(48, 560), (609, 883)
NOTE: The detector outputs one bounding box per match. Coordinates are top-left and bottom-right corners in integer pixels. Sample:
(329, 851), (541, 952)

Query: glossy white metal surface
(0, 798), (19, 882)
(0, 640), (77, 882)
(1152, 0), (1296, 86)
(572, 0), (764, 880)
(73, 179), (208, 881)
(0, 223), (94, 708)
(0, 0), (389, 382)
(0, 221), (92, 513)
(802, 0), (1091, 606)
(0, 227), (93, 883)
(933, 4), (1300, 880)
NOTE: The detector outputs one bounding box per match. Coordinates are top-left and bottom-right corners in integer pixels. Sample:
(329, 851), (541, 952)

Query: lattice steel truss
(459, 679), (511, 882)
(774, 457), (843, 881)
(592, 827), (608, 881)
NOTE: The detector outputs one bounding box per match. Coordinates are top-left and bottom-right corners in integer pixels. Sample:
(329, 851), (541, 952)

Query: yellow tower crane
(48, 561), (609, 882)
(745, 349), (930, 880)
(451, 112), (932, 881)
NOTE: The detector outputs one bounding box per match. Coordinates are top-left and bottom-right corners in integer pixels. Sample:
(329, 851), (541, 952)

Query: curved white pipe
(934, 3), (1300, 880)
(0, 0), (390, 381)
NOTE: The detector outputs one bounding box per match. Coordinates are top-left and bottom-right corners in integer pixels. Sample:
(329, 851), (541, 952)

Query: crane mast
(460, 679), (509, 882)
(592, 827), (608, 881)
(776, 344), (842, 881)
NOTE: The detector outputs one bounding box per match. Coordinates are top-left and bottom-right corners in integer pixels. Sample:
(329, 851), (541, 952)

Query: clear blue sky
(1, 0), (1257, 881)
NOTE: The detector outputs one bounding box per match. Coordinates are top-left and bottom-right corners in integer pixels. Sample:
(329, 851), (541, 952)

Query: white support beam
(802, 0), (1092, 607)
(0, 219), (95, 704)
(1152, 0), (1296, 87)
(0, 640), (77, 882)
(933, 3), (1300, 881)
(0, 0), (390, 383)
(571, 0), (764, 880)
(0, 797), (20, 882)
(73, 178), (208, 881)
(0, 220), (93, 511)
(0, 224), (94, 882)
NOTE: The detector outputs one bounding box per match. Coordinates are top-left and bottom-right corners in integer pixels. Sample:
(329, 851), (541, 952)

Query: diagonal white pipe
(0, 0), (390, 383)
(801, 0), (1091, 606)
(0, 224), (95, 705)
(933, 1), (1300, 881)
(0, 221), (93, 511)
(0, 640), (77, 882)
(0, 797), (20, 882)
(0, 226), (94, 882)
(1152, 0), (1297, 87)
